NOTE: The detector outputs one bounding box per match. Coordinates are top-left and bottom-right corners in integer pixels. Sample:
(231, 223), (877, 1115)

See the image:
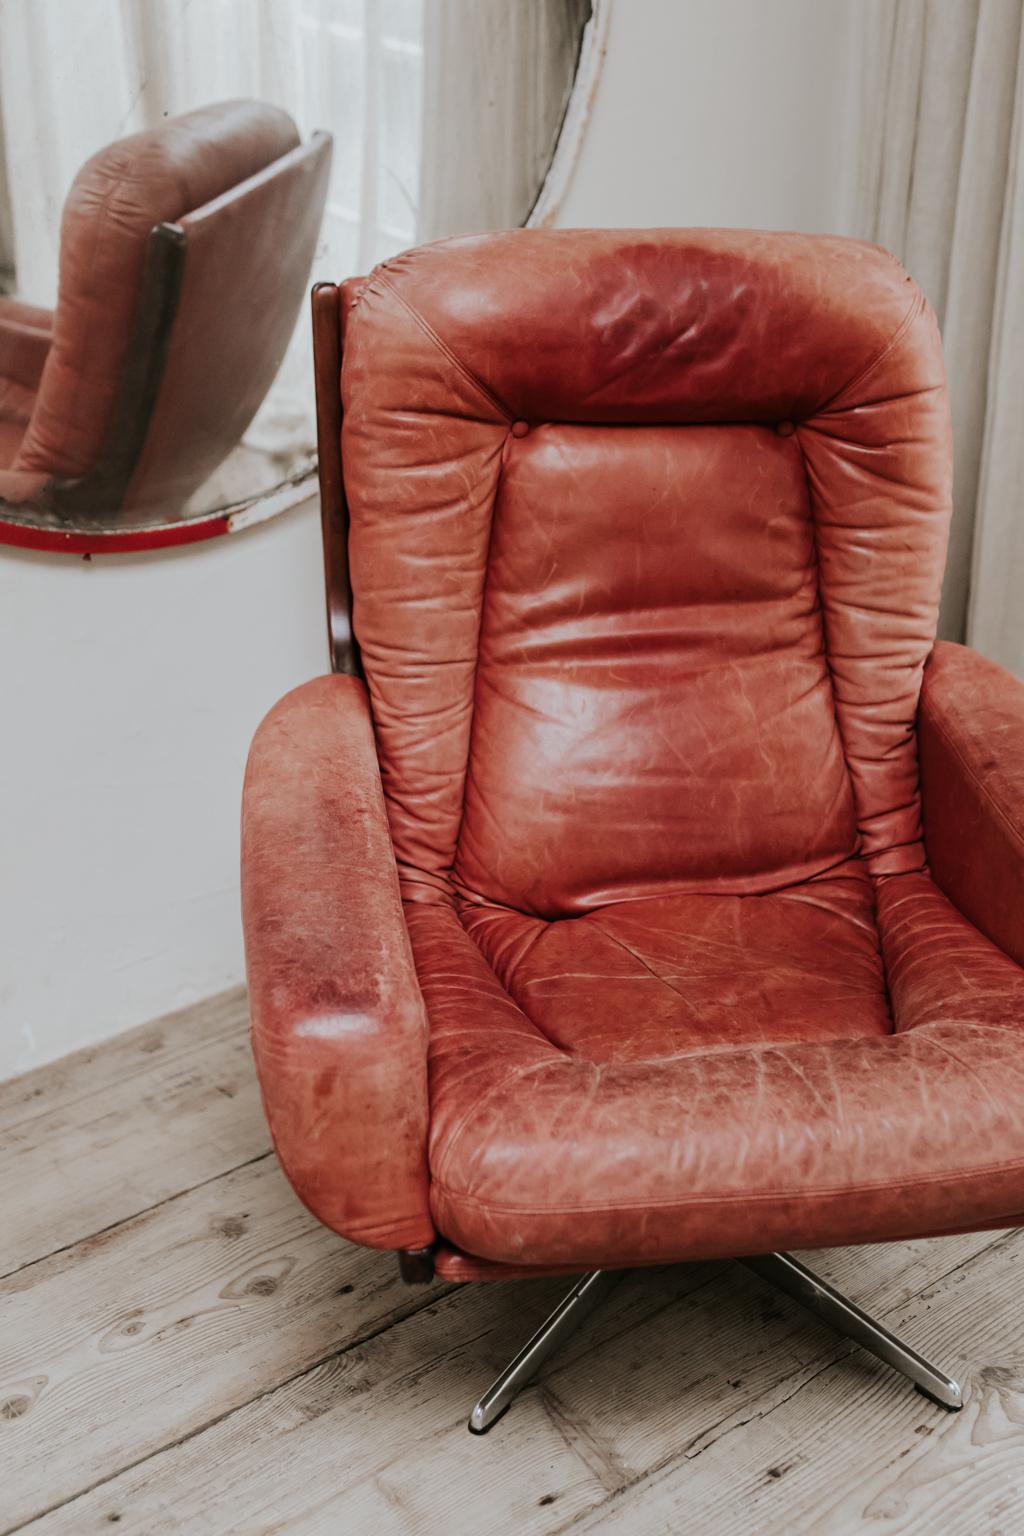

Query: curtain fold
(860, 0), (1024, 675)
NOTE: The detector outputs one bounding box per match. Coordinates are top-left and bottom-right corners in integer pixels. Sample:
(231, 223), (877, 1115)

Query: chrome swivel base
(467, 1251), (962, 1433)
(739, 1251), (963, 1410)
(469, 1270), (623, 1433)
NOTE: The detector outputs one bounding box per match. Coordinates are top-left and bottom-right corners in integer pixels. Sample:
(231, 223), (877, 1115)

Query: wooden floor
(2, 990), (1023, 1535)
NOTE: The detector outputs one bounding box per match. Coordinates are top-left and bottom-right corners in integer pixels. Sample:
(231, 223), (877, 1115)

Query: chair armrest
(241, 673), (434, 1251)
(919, 640), (1024, 967)
(0, 297), (53, 393)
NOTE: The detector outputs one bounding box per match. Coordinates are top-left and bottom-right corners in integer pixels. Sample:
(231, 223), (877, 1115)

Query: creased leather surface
(878, 868), (1024, 1030)
(0, 419), (26, 469)
(242, 675), (434, 1250)
(245, 229), (1024, 1270)
(418, 877), (1024, 1266)
(460, 863), (889, 1059)
(345, 229), (950, 910)
(453, 423), (856, 912)
(920, 640), (1024, 967)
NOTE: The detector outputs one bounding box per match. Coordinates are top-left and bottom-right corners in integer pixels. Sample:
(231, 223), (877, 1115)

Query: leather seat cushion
(460, 862), (890, 1061)
(416, 870), (1024, 1268)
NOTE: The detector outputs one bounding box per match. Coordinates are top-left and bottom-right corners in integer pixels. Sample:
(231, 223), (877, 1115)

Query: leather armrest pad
(919, 640), (1024, 967)
(242, 673), (434, 1250)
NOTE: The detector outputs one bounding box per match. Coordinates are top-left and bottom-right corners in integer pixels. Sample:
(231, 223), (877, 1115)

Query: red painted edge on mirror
(0, 511), (232, 554)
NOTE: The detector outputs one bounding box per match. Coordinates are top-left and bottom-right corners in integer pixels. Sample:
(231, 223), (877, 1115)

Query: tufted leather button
(510, 420), (530, 438)
(776, 420), (796, 437)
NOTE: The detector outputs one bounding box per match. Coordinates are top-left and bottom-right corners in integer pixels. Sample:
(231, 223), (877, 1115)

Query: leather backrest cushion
(17, 100), (299, 481)
(452, 422), (857, 914)
(342, 230), (953, 914)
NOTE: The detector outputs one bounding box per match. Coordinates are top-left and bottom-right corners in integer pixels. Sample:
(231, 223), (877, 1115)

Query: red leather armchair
(0, 100), (331, 550)
(242, 230), (1024, 1430)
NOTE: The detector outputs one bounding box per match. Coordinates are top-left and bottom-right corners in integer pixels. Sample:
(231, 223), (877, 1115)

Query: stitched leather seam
(813, 289), (926, 416)
(433, 1156), (1024, 1216)
(925, 704), (1024, 855)
(375, 274), (514, 424)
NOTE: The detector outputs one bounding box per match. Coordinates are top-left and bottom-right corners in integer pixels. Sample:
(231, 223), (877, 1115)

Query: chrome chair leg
(468, 1269), (623, 1434)
(740, 1251), (963, 1410)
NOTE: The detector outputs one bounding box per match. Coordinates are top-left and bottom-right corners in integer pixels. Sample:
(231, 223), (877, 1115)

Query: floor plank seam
(0, 1149), (274, 1285)
(2, 1281), (461, 1535)
(681, 1345), (854, 1462)
(547, 1349), (852, 1535)
(547, 1234), (1019, 1533)
(540, 1384), (633, 1493)
(13, 1234), (1010, 1533)
(0, 989), (249, 1133)
(6, 986), (1022, 1536)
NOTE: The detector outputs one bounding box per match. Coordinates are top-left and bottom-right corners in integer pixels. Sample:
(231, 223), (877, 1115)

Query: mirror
(0, 0), (596, 553)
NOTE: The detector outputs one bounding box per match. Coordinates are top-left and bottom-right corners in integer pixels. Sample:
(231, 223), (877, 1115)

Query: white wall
(1, 505), (327, 1077)
(560, 0), (864, 235)
(0, 0), (865, 1080)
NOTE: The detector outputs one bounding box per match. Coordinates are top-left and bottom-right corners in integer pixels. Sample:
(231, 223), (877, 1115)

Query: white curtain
(0, 0), (424, 510)
(859, 0), (1024, 676)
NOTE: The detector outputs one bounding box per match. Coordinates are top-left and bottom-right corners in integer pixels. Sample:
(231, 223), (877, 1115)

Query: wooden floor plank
(547, 1233), (1001, 1481)
(0, 1156), (453, 1531)
(561, 1229), (1024, 1536)
(19, 1231), (1011, 1536)
(0, 988), (267, 1277)
(13, 1263), (723, 1536)
(5, 996), (1024, 1535)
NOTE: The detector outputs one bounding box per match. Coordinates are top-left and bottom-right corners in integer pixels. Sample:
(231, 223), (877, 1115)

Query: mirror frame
(0, 0), (608, 556)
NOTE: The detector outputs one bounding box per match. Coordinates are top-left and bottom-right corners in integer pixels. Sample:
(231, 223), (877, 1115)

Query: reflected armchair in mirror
(0, 100), (331, 553)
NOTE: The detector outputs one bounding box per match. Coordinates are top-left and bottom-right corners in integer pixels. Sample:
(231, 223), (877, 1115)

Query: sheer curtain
(859, 0), (1024, 676)
(0, 0), (424, 509)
